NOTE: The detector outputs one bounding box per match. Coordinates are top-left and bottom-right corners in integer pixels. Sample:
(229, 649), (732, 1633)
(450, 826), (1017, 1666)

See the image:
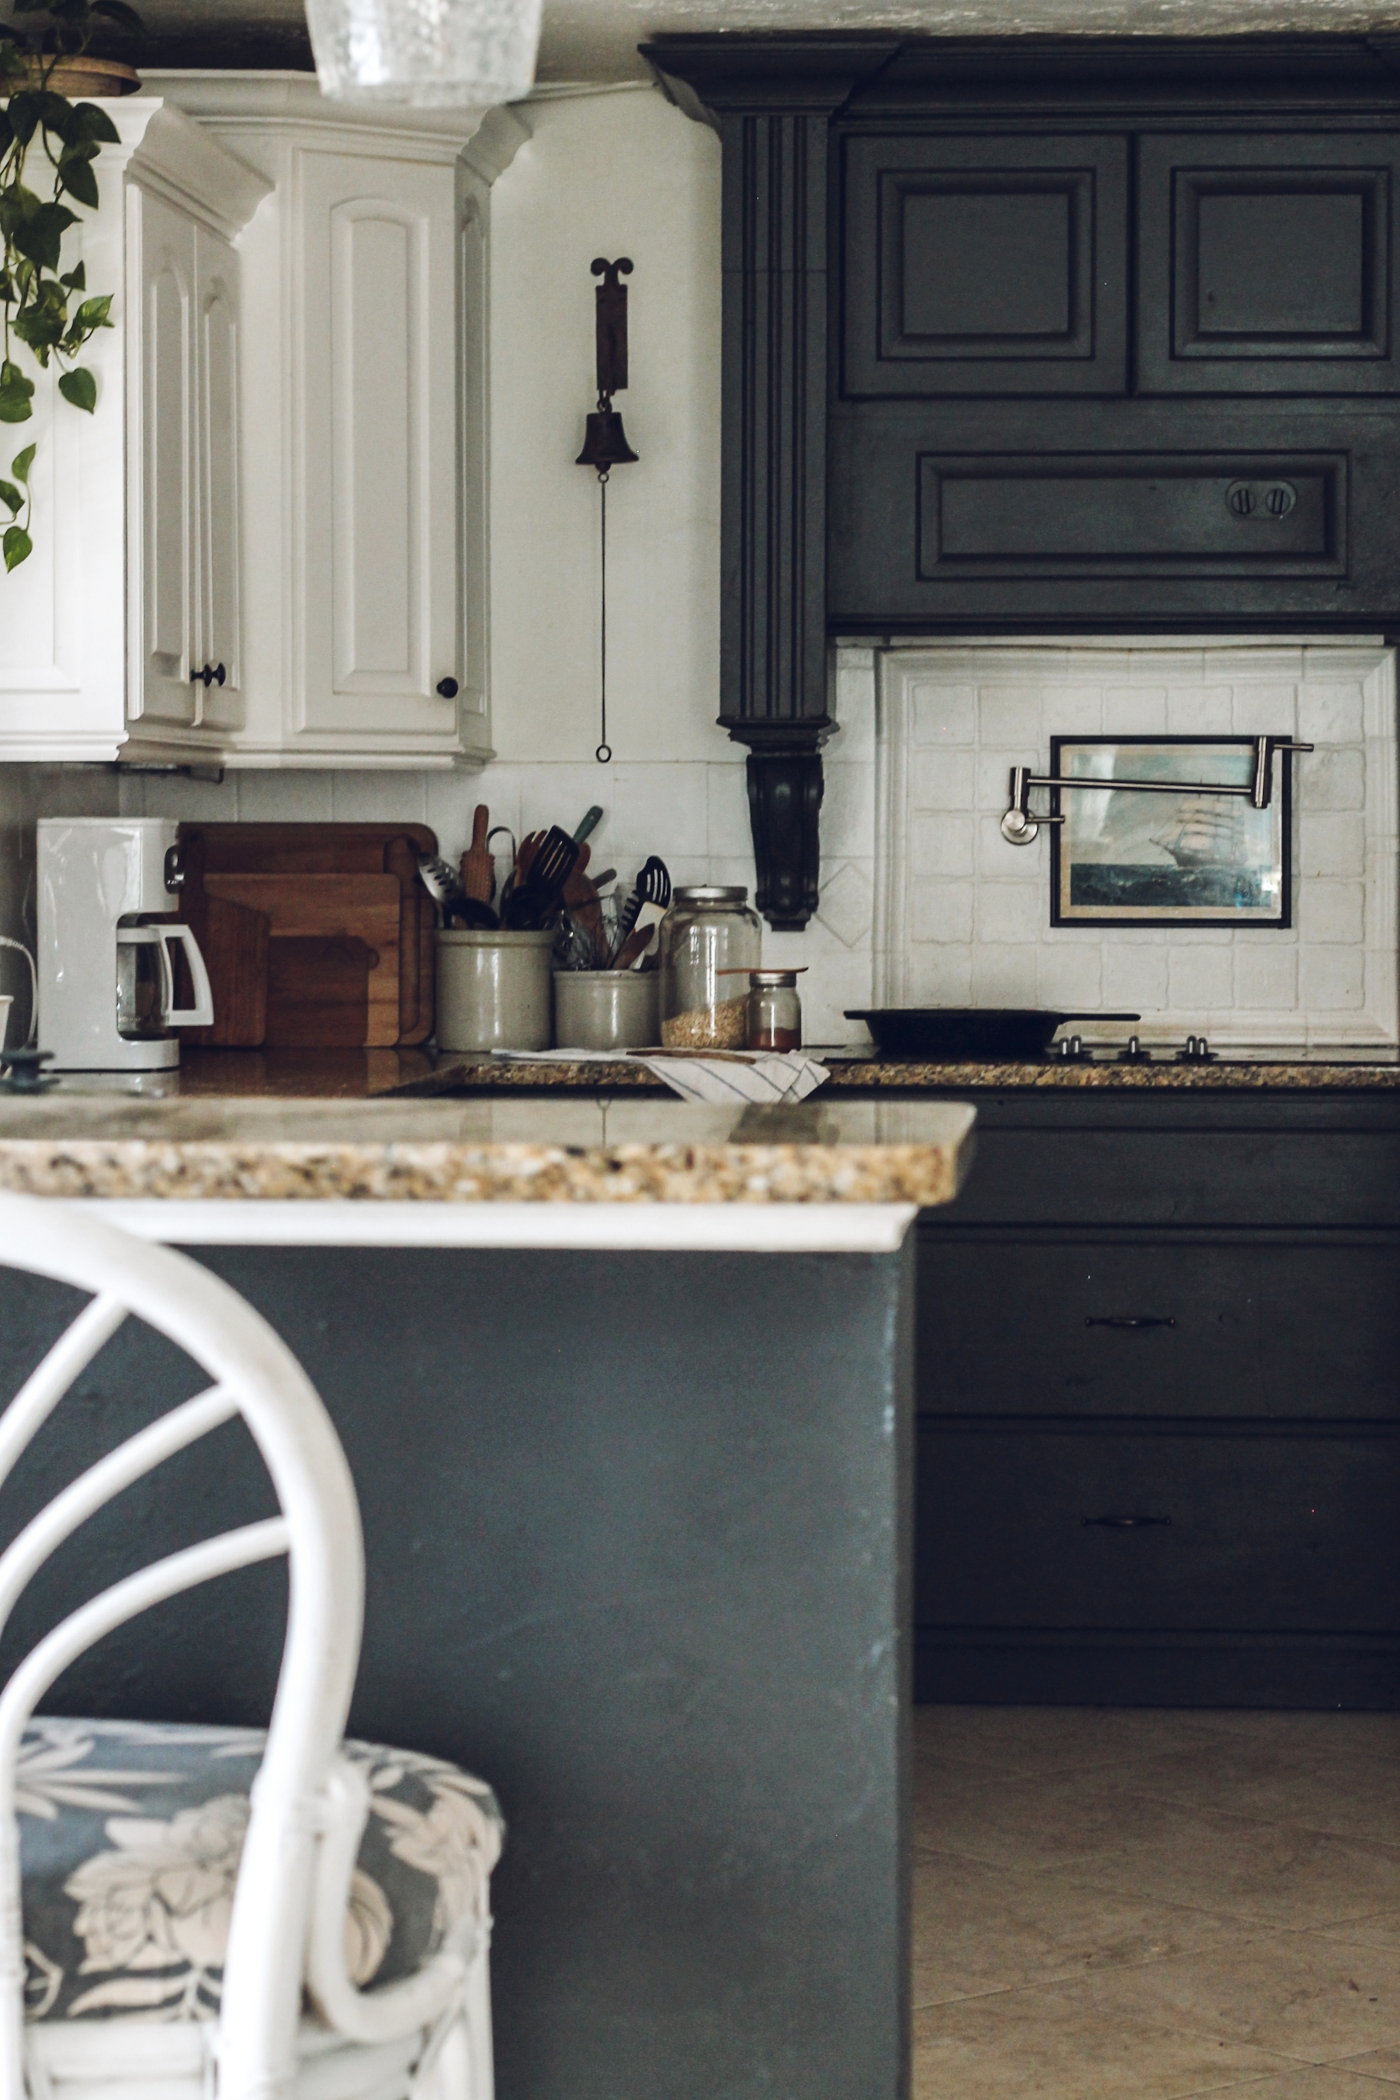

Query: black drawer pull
(1082, 1514), (1172, 1529)
(1085, 1315), (1177, 1330)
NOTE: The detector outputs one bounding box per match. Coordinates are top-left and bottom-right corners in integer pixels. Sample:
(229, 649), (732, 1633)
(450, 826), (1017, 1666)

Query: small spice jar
(659, 886), (762, 1048)
(746, 969), (803, 1052)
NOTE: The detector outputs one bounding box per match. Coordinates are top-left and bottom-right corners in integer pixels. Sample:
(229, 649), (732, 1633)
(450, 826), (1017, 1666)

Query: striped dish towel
(635, 1052), (830, 1104)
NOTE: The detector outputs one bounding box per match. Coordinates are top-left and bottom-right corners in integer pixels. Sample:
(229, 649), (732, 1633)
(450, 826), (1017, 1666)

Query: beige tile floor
(913, 1706), (1400, 2099)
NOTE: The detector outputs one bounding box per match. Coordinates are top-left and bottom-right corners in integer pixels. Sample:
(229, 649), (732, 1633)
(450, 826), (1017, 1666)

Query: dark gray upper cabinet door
(1138, 132), (1400, 394)
(841, 132), (1129, 398)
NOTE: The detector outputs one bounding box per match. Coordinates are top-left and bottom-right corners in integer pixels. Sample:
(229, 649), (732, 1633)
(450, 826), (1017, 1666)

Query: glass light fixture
(304, 0), (543, 106)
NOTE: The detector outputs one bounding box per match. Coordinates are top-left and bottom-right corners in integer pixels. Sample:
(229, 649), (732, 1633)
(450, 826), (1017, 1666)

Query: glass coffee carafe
(116, 926), (173, 1040)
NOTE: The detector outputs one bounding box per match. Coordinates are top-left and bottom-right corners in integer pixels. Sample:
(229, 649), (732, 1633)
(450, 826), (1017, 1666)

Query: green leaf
(59, 260), (85, 290)
(71, 291), (110, 331)
(32, 91), (73, 133)
(2, 525), (30, 571)
(57, 152), (97, 209)
(68, 101), (120, 146)
(57, 365), (94, 411)
(12, 444), (36, 482)
(4, 93), (38, 147)
(0, 480), (21, 515)
(0, 365), (34, 424)
(13, 312), (60, 363)
(92, 0), (145, 32)
(12, 201), (78, 272)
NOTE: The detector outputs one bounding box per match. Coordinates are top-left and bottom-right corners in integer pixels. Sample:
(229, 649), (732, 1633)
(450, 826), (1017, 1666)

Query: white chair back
(0, 1195), (365, 2100)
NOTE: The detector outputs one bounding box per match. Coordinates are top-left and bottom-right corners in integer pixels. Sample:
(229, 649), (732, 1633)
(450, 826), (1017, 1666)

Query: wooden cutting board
(204, 873), (401, 1046)
(265, 937), (376, 1047)
(190, 823), (437, 874)
(179, 824), (437, 1046)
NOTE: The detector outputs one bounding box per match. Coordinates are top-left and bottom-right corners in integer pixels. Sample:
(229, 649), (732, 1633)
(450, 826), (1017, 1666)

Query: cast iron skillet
(845, 1009), (1141, 1061)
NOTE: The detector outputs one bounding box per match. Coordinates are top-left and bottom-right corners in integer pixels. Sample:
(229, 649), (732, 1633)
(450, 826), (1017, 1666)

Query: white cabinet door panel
(132, 184), (197, 727)
(195, 222), (242, 730)
(298, 151), (458, 740)
(0, 365), (82, 698)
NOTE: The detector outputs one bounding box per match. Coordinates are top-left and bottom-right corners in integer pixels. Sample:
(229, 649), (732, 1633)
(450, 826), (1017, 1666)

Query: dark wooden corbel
(743, 731), (827, 931)
(643, 35), (896, 929)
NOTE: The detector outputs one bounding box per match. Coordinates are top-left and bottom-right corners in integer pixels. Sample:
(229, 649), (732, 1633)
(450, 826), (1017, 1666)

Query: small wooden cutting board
(204, 873), (401, 1046)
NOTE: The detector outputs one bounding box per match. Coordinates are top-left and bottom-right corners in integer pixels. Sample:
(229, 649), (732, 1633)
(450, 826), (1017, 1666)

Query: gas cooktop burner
(1054, 1033), (1216, 1065)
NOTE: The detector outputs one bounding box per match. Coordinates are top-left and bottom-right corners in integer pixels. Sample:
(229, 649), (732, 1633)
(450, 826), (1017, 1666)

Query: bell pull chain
(575, 257), (639, 765)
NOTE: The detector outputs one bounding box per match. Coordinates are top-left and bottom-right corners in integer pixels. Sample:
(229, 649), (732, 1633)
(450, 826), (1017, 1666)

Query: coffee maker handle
(158, 925), (215, 1027)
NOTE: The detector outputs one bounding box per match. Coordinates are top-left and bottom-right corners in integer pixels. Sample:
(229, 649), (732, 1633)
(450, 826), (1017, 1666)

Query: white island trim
(69, 1199), (923, 1253)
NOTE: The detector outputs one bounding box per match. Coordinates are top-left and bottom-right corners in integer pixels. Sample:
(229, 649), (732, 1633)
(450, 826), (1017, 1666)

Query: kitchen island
(0, 1089), (973, 2100)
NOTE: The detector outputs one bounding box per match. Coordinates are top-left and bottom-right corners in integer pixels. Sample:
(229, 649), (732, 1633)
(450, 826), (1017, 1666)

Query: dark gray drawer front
(916, 1232), (1400, 1419)
(916, 1422), (1400, 1632)
(933, 1126), (1400, 1227)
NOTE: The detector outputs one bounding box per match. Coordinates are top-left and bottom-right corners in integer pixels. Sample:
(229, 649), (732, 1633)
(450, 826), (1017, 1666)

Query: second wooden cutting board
(204, 873), (401, 1046)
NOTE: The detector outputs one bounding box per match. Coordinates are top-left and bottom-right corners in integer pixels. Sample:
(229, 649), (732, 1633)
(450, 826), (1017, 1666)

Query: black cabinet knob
(188, 663), (227, 689)
(436, 676), (459, 699)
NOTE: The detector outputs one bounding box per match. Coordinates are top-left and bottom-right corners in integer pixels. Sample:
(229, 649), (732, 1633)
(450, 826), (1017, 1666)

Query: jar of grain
(659, 886), (762, 1048)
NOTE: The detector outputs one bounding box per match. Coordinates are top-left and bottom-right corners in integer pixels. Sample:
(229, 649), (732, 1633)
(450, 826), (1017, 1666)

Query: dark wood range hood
(645, 32), (1400, 926)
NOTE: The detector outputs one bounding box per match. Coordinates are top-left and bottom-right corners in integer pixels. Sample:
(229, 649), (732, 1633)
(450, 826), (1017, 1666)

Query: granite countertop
(391, 1052), (1400, 1093)
(0, 1094), (976, 1206)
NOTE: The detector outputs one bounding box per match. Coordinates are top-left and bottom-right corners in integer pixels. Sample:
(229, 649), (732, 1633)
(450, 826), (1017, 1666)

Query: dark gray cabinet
(647, 33), (1400, 926)
(913, 1090), (1400, 1708)
(917, 1421), (1400, 1631)
(841, 133), (1130, 398)
(1137, 133), (1400, 395)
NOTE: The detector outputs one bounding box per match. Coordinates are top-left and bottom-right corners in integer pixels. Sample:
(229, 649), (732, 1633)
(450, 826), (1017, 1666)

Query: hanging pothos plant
(0, 0), (142, 571)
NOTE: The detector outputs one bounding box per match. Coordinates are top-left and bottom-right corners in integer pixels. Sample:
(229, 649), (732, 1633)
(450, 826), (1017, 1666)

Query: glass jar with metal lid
(659, 886), (762, 1048)
(745, 969), (803, 1052)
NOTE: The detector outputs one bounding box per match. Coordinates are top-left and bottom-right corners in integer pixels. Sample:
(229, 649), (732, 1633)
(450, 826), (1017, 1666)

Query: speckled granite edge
(404, 1056), (1400, 1093)
(0, 1139), (967, 1206)
(825, 1060), (1400, 1089)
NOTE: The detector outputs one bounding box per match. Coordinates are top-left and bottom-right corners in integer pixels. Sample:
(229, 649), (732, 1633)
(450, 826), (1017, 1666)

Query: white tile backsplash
(107, 635), (1400, 1054)
(876, 639), (1400, 1048)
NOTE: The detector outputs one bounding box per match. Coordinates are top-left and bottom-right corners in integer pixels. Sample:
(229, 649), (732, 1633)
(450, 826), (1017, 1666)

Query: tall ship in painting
(1153, 796), (1248, 871)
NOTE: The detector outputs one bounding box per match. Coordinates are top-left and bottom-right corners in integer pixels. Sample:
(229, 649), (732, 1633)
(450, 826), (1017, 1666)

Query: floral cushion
(15, 1718), (503, 2024)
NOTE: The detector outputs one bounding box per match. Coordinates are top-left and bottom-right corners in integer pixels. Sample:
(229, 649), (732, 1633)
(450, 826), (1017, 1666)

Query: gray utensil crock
(553, 969), (659, 1052)
(437, 929), (555, 1052)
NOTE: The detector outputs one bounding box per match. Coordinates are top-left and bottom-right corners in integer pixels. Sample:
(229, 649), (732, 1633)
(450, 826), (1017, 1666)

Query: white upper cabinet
(0, 100), (265, 764)
(302, 155), (458, 746)
(148, 73), (528, 771)
(0, 74), (521, 771)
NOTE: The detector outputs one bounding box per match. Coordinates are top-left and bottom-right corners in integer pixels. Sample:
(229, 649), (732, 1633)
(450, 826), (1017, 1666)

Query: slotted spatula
(501, 826), (580, 929)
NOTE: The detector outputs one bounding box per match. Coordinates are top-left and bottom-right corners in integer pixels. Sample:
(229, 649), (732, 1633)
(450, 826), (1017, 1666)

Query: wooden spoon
(461, 804), (493, 903)
(613, 921), (655, 971)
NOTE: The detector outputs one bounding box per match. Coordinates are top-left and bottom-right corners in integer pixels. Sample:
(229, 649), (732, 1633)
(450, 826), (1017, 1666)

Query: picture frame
(1049, 735), (1292, 927)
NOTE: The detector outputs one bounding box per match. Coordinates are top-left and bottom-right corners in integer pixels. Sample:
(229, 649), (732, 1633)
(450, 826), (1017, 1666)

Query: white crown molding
(140, 69), (515, 161)
(127, 99), (272, 242)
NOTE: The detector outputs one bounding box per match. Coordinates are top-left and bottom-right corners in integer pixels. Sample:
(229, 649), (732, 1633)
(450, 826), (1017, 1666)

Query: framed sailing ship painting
(1050, 736), (1292, 927)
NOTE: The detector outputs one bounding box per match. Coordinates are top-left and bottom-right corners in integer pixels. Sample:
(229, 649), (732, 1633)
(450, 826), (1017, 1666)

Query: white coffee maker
(37, 818), (214, 1070)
